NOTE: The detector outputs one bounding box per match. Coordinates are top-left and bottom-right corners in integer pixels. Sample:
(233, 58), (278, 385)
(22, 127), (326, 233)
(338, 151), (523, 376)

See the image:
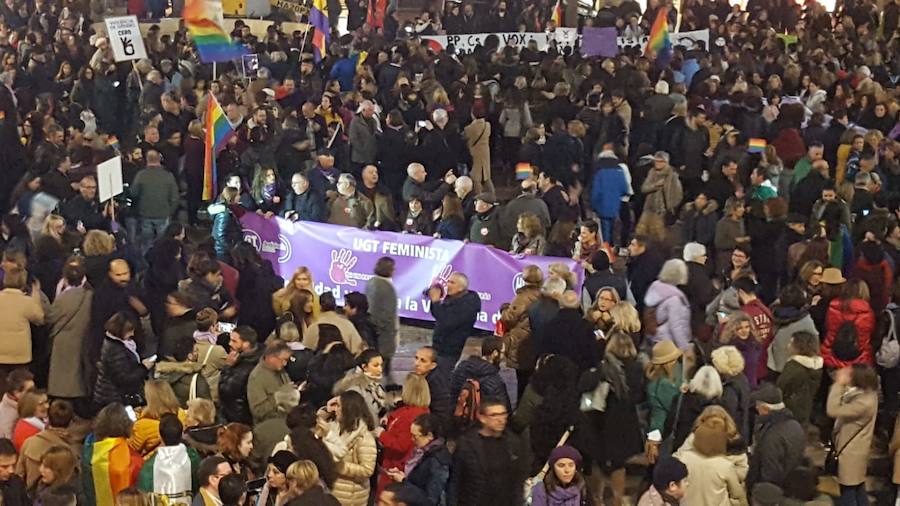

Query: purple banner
(240, 213), (582, 331)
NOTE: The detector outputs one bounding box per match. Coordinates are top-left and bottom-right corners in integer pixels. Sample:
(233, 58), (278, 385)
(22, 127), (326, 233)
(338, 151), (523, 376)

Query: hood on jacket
(184, 424), (222, 447)
(644, 280), (687, 308)
(772, 305), (809, 325)
(789, 354), (824, 370)
(207, 203), (229, 216)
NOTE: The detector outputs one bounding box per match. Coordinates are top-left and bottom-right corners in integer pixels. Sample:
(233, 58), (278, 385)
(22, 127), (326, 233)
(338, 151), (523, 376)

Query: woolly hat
(693, 416), (728, 457)
(652, 456), (688, 492)
(268, 450), (298, 474)
(548, 445), (582, 467)
(751, 383), (784, 406)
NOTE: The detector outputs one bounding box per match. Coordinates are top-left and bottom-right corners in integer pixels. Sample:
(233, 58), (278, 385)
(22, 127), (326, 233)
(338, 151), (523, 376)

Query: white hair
(658, 259), (688, 286)
(407, 163), (425, 178)
(689, 365), (724, 400)
(455, 176), (473, 192)
(338, 173), (356, 186)
(450, 272), (469, 289)
(432, 108), (449, 123)
(541, 277), (566, 297)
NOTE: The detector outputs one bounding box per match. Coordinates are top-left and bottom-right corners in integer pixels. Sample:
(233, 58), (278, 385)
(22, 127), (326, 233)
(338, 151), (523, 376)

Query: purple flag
(581, 27), (619, 58)
(240, 213), (582, 331)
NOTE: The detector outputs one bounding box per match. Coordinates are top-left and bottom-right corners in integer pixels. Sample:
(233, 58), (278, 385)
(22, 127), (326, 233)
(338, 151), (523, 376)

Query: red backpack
(453, 379), (482, 430)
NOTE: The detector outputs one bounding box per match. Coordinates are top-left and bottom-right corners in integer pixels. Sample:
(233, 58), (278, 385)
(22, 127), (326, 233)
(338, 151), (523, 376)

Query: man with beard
(89, 260), (149, 376)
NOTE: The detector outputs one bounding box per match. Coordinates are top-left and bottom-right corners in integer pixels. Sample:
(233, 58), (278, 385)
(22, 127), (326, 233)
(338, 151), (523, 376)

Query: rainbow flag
(184, 0), (247, 63)
(203, 94), (236, 200)
(310, 0), (330, 62)
(83, 436), (142, 506)
(516, 163), (533, 180)
(551, 0), (563, 27)
(748, 138), (767, 153)
(645, 7), (672, 64)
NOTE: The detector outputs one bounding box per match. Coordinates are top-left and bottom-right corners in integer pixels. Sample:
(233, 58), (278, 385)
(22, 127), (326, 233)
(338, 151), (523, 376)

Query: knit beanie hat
(268, 450), (297, 474)
(652, 456), (688, 492)
(548, 445), (582, 467)
(693, 416), (728, 457)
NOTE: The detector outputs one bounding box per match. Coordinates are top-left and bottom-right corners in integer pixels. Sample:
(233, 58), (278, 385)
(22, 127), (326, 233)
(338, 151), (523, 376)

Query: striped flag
(184, 0), (248, 63)
(84, 436), (142, 505)
(645, 7), (672, 66)
(551, 0), (563, 27)
(203, 93), (236, 201)
(310, 0), (330, 62)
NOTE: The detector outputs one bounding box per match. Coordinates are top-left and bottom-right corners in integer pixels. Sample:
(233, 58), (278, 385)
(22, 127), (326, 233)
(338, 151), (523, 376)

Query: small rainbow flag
(516, 163), (533, 180)
(645, 7), (672, 65)
(551, 0), (563, 27)
(748, 138), (767, 153)
(310, 0), (330, 62)
(203, 93), (236, 200)
(184, 0), (248, 63)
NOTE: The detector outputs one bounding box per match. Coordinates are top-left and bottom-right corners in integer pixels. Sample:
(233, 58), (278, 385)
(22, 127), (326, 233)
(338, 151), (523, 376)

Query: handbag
(824, 422), (865, 475)
(189, 345), (216, 402)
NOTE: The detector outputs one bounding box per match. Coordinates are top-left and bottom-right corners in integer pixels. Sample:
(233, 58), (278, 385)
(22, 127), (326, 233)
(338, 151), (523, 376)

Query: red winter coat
(822, 298), (875, 369)
(376, 405), (429, 496)
(851, 258), (893, 315)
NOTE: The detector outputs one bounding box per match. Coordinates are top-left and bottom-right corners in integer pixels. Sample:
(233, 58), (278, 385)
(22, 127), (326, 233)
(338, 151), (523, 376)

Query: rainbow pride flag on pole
(551, 0), (563, 27)
(203, 94), (235, 200)
(184, 0), (247, 63)
(310, 0), (330, 62)
(748, 138), (767, 153)
(645, 7), (672, 65)
(83, 435), (142, 506)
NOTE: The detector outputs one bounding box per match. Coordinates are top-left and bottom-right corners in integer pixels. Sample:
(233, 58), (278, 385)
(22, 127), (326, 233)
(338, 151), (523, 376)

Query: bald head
(407, 163), (426, 183)
(146, 150), (162, 166)
(108, 259), (131, 287)
(301, 102), (316, 118)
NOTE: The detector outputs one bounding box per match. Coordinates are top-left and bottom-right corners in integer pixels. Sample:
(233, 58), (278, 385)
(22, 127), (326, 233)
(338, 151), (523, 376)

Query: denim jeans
(840, 484), (868, 506)
(139, 218), (169, 255)
(599, 217), (616, 245)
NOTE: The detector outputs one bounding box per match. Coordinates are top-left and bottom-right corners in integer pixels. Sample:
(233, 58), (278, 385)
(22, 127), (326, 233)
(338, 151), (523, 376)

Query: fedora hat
(651, 340), (683, 365)
(821, 267), (846, 285)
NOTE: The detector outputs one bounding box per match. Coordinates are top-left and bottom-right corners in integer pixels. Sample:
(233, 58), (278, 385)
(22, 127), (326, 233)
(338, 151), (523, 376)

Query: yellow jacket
(835, 143), (852, 185)
(128, 409), (186, 456)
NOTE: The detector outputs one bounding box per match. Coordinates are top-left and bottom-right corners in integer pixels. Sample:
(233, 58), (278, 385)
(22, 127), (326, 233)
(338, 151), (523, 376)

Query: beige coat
(463, 118), (493, 194)
(47, 286), (92, 398)
(303, 311), (366, 356)
(16, 427), (74, 489)
(827, 384), (877, 486)
(194, 343), (227, 402)
(500, 285), (541, 370)
(674, 436), (748, 506)
(321, 420), (377, 506)
(0, 288), (45, 364)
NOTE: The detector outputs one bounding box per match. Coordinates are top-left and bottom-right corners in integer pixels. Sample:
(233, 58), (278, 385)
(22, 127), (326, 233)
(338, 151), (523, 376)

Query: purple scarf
(404, 438), (444, 476)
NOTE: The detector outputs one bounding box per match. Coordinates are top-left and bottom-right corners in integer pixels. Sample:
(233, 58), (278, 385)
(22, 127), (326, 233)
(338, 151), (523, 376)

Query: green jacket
(646, 361), (683, 434)
(247, 362), (291, 424)
(131, 166), (179, 219)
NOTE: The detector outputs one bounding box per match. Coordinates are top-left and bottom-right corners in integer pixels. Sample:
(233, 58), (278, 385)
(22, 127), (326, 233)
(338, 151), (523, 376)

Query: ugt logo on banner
(242, 229), (292, 264)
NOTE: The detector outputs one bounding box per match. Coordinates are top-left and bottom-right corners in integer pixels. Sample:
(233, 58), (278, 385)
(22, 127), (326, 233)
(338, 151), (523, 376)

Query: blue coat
(406, 441), (451, 506)
(281, 189), (326, 222)
(430, 291), (481, 360)
(590, 156), (629, 219)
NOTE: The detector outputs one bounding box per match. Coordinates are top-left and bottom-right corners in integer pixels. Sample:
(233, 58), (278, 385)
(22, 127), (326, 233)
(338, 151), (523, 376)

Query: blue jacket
(281, 189), (326, 222)
(590, 155), (629, 218)
(406, 440), (451, 506)
(329, 55), (359, 93)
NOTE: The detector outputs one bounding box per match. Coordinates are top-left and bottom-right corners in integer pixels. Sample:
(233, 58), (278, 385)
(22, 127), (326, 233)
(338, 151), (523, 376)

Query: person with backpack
(450, 337), (510, 431)
(821, 280), (875, 370)
(447, 399), (531, 506)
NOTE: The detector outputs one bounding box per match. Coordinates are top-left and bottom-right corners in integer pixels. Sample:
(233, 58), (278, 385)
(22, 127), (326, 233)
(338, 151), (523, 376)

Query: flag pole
(213, 61), (217, 80)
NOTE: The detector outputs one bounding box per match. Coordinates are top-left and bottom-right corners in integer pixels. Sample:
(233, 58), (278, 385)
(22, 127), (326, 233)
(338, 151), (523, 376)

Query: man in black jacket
(447, 399), (530, 506)
(450, 337), (510, 410)
(218, 326), (262, 424)
(747, 384), (805, 490)
(627, 235), (664, 312)
(60, 175), (109, 232)
(414, 346), (453, 427)
(428, 272), (481, 364)
(0, 438), (26, 506)
(281, 172), (326, 222)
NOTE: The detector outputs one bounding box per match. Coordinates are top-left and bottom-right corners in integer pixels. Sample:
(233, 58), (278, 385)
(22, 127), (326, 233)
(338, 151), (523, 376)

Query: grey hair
(407, 162), (425, 178)
(432, 108), (449, 123)
(450, 272), (469, 289)
(338, 173), (357, 187)
(541, 277), (566, 297)
(689, 365), (723, 400)
(455, 176), (473, 192)
(0, 71), (14, 86)
(274, 385), (301, 412)
(657, 259), (688, 286)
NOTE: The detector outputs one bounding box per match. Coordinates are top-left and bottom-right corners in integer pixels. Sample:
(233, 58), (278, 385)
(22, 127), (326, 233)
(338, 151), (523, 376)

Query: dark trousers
(839, 484), (868, 506)
(515, 369), (531, 401)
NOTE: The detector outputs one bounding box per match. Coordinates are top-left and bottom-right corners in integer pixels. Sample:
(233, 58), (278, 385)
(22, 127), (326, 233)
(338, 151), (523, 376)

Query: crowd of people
(0, 0), (899, 503)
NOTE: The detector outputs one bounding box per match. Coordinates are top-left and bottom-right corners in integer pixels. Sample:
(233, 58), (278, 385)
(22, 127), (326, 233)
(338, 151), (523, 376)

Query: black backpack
(833, 317), (861, 362)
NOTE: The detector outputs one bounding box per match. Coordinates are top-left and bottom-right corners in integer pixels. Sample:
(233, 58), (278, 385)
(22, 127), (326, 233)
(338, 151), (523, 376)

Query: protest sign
(582, 27), (619, 57)
(421, 28), (579, 53)
(240, 213), (582, 331)
(104, 16), (148, 61)
(97, 156), (124, 203)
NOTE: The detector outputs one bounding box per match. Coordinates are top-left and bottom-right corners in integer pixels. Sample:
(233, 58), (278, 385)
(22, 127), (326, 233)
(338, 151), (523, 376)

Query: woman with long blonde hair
(127, 380), (185, 456)
(273, 267), (321, 319)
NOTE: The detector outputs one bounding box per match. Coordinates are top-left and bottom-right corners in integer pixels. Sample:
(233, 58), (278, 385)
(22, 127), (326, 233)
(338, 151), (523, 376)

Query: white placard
(97, 156), (124, 203)
(104, 16), (148, 62)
